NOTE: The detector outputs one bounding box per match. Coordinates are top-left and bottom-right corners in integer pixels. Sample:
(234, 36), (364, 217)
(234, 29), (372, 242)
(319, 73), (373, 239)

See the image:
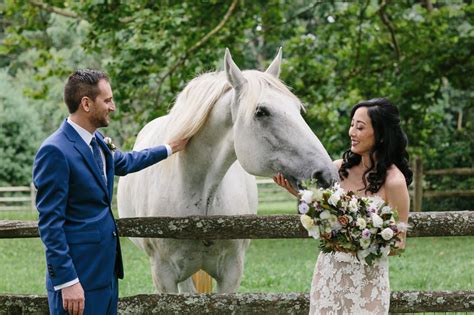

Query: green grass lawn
(0, 205), (473, 298)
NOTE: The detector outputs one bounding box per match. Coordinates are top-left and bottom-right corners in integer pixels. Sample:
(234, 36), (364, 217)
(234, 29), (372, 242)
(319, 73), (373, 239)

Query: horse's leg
(147, 240), (203, 293)
(149, 256), (180, 293)
(210, 240), (249, 293)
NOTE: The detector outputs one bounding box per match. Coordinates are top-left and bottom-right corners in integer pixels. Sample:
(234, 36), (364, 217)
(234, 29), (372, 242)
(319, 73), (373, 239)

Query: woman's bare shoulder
(333, 159), (343, 169)
(385, 165), (407, 189)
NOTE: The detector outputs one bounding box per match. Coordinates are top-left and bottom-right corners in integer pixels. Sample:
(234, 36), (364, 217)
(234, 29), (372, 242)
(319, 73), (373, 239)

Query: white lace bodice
(309, 252), (389, 315)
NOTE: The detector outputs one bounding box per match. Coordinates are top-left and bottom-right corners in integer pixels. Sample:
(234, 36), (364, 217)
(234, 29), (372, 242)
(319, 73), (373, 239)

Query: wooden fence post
(413, 156), (423, 212)
(192, 270), (212, 293)
(30, 183), (36, 213)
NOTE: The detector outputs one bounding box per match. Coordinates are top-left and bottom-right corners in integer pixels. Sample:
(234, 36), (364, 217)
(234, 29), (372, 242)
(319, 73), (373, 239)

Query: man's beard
(92, 114), (109, 128)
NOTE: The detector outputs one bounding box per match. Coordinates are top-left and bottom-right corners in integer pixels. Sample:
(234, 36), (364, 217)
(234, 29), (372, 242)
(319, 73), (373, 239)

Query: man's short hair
(64, 69), (109, 113)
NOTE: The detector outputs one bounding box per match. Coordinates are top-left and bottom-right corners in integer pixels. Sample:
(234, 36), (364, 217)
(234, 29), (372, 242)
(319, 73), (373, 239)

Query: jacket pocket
(66, 229), (101, 244)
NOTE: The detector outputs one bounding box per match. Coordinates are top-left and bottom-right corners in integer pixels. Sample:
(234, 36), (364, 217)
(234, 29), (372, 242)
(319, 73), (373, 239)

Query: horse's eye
(255, 106), (270, 118)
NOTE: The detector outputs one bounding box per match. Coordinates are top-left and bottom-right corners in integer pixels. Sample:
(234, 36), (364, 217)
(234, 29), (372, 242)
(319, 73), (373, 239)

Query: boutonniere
(104, 137), (117, 152)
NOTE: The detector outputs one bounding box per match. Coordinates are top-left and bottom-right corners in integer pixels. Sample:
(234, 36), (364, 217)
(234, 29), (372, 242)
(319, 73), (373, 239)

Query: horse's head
(224, 48), (338, 189)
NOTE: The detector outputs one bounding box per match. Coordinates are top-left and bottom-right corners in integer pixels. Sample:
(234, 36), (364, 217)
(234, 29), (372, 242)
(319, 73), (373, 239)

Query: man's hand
(61, 282), (85, 315)
(169, 138), (189, 154)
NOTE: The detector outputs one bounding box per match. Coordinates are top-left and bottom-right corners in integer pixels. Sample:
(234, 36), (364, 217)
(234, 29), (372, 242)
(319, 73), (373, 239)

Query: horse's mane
(164, 70), (301, 142)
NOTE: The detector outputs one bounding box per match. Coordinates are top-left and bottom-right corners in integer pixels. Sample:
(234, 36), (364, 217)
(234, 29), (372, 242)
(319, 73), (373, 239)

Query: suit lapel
(62, 121), (109, 196)
(95, 134), (115, 200)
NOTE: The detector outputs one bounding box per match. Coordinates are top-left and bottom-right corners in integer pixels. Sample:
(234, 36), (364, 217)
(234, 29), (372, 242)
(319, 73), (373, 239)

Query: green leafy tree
(0, 70), (44, 185)
(1, 1), (472, 209)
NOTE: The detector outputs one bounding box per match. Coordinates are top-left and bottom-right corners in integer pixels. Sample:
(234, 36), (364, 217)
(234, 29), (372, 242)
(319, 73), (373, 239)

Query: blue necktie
(90, 137), (106, 181)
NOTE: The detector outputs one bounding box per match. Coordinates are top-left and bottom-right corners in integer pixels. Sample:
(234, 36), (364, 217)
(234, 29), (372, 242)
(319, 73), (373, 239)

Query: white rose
(348, 197), (359, 212)
(339, 200), (348, 210)
(300, 190), (314, 203)
(300, 214), (315, 230)
(333, 183), (345, 195)
(359, 238), (371, 249)
(313, 189), (324, 201)
(370, 196), (385, 208)
(356, 218), (366, 229)
(324, 224), (332, 234)
(328, 191), (342, 206)
(320, 210), (332, 220)
(380, 228), (394, 240)
(328, 215), (338, 225)
(307, 226), (320, 240)
(330, 217), (342, 231)
(371, 213), (384, 228)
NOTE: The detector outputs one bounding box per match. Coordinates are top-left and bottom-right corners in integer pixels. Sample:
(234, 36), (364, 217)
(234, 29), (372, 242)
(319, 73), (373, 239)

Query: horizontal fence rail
(0, 183), (36, 212)
(0, 291), (473, 314)
(0, 211), (473, 239)
(425, 167), (474, 176)
(412, 158), (474, 211)
(0, 186), (31, 192)
(423, 190), (474, 198)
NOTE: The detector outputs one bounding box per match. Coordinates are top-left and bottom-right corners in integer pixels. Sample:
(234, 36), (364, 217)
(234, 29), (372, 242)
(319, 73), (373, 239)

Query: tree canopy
(0, 0), (472, 208)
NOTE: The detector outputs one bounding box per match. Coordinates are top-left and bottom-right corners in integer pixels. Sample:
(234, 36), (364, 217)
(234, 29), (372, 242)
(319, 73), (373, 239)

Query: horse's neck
(177, 93), (236, 206)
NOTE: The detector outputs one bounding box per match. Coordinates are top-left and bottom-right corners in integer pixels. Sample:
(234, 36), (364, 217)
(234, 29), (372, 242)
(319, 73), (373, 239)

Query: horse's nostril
(312, 170), (331, 188)
(312, 170), (323, 180)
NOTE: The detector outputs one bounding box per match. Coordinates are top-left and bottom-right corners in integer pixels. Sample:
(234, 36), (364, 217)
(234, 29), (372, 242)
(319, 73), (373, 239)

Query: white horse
(117, 48), (338, 293)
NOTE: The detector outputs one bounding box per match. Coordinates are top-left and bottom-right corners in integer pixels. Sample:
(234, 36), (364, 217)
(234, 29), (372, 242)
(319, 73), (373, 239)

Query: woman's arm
(385, 170), (410, 254)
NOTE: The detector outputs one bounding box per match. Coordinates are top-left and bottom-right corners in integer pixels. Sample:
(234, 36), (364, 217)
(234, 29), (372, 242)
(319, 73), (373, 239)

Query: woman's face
(348, 107), (375, 156)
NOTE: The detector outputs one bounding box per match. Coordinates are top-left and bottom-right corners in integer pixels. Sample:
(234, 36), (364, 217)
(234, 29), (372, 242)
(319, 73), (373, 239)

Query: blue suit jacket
(33, 120), (168, 291)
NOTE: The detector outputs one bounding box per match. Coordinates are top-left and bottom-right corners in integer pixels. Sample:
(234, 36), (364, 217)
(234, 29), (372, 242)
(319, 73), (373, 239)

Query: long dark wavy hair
(339, 98), (413, 193)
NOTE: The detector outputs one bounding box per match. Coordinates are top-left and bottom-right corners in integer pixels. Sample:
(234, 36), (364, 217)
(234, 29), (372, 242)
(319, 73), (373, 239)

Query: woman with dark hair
(274, 98), (412, 314)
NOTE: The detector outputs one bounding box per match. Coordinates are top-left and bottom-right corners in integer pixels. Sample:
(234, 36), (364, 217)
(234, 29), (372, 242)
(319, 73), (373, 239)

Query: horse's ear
(265, 47), (282, 78)
(224, 48), (247, 89)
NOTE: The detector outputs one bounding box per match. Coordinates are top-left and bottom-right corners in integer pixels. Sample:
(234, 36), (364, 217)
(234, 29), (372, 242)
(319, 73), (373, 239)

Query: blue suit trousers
(47, 277), (118, 315)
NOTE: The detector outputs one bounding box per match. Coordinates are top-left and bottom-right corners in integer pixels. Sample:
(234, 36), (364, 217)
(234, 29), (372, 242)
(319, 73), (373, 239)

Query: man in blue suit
(33, 69), (188, 315)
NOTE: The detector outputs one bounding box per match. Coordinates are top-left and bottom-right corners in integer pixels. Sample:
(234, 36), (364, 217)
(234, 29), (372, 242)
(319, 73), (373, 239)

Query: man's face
(89, 79), (115, 128)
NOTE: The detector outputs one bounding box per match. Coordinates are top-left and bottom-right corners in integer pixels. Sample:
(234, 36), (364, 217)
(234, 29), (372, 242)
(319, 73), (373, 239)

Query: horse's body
(117, 49), (338, 293)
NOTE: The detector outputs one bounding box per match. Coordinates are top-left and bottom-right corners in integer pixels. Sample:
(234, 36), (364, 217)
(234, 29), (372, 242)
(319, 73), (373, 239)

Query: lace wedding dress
(309, 252), (390, 315)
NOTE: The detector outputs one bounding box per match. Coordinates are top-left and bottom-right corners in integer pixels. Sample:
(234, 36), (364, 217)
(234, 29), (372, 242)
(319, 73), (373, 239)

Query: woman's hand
(272, 173), (299, 197)
(389, 239), (406, 256)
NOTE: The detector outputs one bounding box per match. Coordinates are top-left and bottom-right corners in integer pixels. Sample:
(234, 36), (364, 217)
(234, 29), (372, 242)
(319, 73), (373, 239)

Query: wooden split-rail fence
(412, 157), (474, 211)
(0, 211), (473, 314)
(0, 183), (36, 212)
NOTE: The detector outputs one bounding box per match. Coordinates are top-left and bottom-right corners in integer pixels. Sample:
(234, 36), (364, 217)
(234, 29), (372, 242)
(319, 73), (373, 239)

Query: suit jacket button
(112, 231), (117, 237)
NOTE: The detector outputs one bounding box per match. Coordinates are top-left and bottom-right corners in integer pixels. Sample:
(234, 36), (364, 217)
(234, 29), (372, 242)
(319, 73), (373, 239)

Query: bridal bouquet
(298, 181), (406, 265)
